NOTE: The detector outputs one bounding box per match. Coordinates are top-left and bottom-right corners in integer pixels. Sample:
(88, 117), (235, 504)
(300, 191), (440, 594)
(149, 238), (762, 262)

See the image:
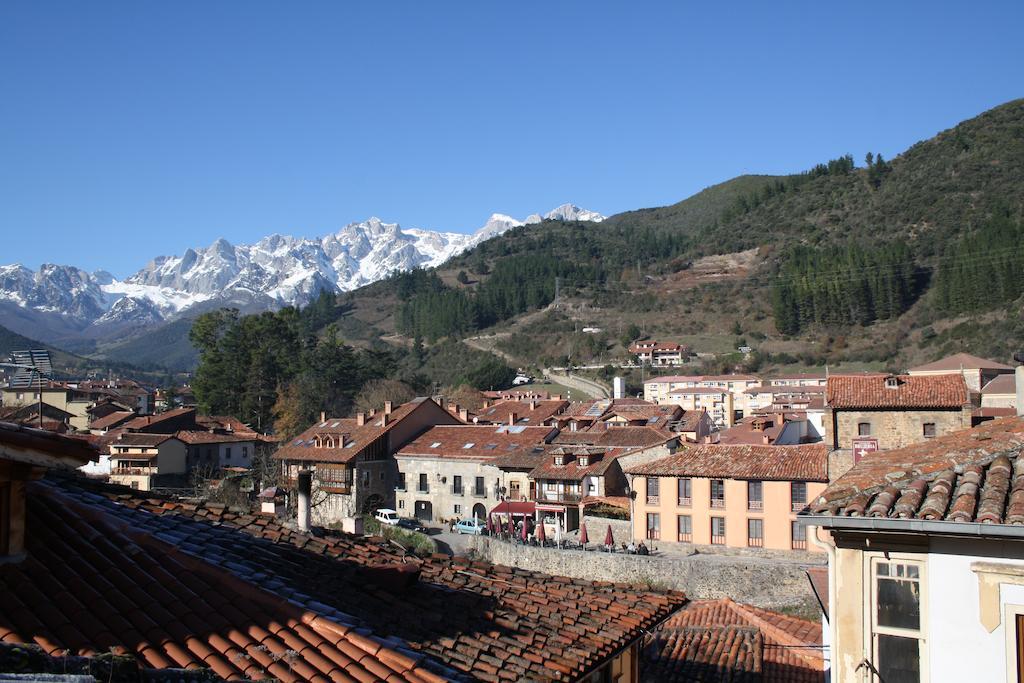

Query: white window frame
(1002, 602), (1024, 683)
(864, 553), (928, 683)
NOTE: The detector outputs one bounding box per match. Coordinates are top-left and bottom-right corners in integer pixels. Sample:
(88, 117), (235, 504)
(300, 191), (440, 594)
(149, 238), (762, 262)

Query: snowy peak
(0, 202), (603, 334)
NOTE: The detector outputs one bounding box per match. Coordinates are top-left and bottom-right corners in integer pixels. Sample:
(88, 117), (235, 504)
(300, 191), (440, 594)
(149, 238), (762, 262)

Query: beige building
(1, 383), (92, 431)
(627, 443), (829, 553)
(108, 433), (187, 491)
(274, 398), (463, 524)
(826, 374), (973, 464)
(802, 416), (1024, 683)
(644, 375), (761, 426)
(394, 424), (557, 522)
(909, 351), (1013, 392)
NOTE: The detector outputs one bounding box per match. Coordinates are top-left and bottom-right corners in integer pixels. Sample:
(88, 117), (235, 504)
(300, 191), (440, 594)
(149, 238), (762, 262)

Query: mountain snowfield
(0, 204), (603, 336)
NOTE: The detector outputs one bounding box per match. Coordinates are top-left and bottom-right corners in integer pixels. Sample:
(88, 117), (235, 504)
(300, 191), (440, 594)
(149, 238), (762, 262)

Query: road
(543, 369), (611, 398)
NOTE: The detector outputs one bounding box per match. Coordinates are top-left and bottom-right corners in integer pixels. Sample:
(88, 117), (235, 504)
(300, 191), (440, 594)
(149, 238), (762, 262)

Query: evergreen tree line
(394, 254), (601, 341)
(770, 242), (921, 335)
(189, 299), (396, 432)
(933, 211), (1024, 315)
(721, 154), (856, 223)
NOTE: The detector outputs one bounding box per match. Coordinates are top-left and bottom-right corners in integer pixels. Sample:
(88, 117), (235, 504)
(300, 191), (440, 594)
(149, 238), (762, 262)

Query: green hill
(333, 98), (1024, 370)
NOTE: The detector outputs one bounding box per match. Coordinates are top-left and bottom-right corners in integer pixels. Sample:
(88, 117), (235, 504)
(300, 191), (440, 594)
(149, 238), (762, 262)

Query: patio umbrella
(507, 512), (515, 536)
(486, 515), (494, 535)
(579, 522), (589, 546)
(521, 517), (529, 542)
(604, 524), (614, 548)
(536, 520), (546, 544)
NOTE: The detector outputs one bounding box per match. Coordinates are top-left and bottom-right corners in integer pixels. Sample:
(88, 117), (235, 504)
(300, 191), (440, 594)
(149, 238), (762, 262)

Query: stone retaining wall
(469, 535), (821, 610)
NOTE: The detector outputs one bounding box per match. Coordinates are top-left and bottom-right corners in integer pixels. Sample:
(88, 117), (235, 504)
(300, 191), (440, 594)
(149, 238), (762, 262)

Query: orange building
(626, 443), (829, 553)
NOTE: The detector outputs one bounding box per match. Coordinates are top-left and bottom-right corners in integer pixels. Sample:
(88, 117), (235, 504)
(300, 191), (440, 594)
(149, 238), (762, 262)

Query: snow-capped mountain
(0, 205), (604, 338)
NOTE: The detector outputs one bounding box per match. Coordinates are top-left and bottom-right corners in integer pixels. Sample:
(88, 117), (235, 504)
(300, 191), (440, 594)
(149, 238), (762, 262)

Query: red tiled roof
(648, 374), (760, 384)
(122, 407), (196, 431)
(275, 398), (458, 463)
(668, 387), (730, 395)
(88, 410), (137, 430)
(909, 352), (1013, 372)
(643, 598), (823, 683)
(473, 398), (569, 425)
(826, 374), (970, 409)
(109, 433), (178, 448)
(627, 444), (829, 482)
(47, 475), (688, 681)
(809, 417), (1024, 524)
(175, 430), (263, 445)
(397, 424), (556, 460)
(974, 407), (1017, 418)
(529, 446), (626, 481)
(0, 484), (441, 682)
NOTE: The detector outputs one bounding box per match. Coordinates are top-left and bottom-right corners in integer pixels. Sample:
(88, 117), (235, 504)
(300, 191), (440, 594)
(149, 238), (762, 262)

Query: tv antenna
(3, 349), (54, 428)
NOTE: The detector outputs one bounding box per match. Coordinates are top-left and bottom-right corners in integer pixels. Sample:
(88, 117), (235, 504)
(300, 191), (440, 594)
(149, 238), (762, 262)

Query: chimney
(1017, 366), (1024, 417)
(357, 412), (366, 426)
(320, 411), (326, 423)
(382, 413), (389, 426)
(437, 397), (446, 410)
(369, 408), (376, 417)
(508, 412), (518, 426)
(384, 401), (393, 415)
(482, 400), (490, 409)
(460, 408), (469, 421)
(774, 412), (785, 427)
(530, 400), (537, 410)
(297, 470), (312, 533)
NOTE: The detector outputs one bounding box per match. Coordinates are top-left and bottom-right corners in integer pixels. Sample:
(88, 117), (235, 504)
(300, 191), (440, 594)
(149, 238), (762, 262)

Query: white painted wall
(926, 538), (1024, 682)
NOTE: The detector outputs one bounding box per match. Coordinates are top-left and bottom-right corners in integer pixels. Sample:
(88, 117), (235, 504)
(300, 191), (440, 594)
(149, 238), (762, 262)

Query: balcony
(471, 488), (486, 498)
(452, 485), (464, 496)
(792, 538), (807, 550)
(711, 498), (725, 509)
(318, 483), (352, 495)
(535, 491), (582, 504)
(677, 532), (692, 543)
(677, 497), (691, 508)
(748, 500), (763, 511)
(711, 534), (726, 545)
(417, 484), (430, 494)
(646, 528), (660, 540)
(645, 495), (659, 505)
(113, 467), (152, 476)
(792, 501), (807, 512)
(747, 536), (764, 548)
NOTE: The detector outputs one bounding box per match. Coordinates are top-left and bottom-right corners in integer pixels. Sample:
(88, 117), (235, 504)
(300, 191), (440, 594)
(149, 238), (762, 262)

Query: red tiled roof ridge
(723, 600), (824, 670)
(24, 482), (443, 682)
(910, 352), (1013, 372)
(626, 443), (829, 482)
(826, 373), (970, 409)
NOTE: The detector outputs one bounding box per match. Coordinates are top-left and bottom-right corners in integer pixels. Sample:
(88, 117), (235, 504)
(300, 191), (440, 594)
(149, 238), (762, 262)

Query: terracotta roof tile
(46, 474), (688, 681)
(627, 444), (829, 482)
(396, 425), (556, 460)
(88, 411), (138, 430)
(644, 598), (824, 683)
(826, 374), (970, 409)
(473, 399), (569, 425)
(122, 408), (196, 431)
(529, 447), (627, 481)
(808, 416), (1024, 524)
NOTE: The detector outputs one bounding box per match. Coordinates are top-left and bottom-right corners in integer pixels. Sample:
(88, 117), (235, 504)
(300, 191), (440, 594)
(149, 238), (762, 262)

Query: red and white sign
(852, 438), (879, 463)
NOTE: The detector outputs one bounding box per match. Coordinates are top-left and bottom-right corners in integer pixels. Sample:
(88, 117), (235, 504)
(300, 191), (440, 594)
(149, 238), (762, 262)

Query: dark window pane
(877, 577), (921, 630)
(877, 634), (920, 683)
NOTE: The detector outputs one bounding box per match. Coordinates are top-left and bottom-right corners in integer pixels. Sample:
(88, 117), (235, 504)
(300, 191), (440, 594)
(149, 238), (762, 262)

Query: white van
(374, 508), (400, 526)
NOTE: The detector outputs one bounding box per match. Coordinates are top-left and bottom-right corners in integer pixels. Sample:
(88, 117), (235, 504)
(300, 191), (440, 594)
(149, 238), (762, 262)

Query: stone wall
(469, 536), (822, 610)
(832, 407), (971, 450)
(579, 514), (632, 544)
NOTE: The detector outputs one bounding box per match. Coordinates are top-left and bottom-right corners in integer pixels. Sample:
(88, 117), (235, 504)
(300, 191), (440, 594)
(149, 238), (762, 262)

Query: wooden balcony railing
(113, 468), (152, 476)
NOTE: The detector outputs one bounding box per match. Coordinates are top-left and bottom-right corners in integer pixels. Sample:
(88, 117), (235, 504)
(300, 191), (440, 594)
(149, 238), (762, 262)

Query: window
(791, 521), (807, 549)
(791, 482), (807, 512)
(379, 471), (385, 480)
(646, 477), (660, 505)
(474, 476), (485, 496)
(554, 455), (564, 465)
(870, 558), (925, 683)
(646, 513), (660, 540)
(711, 517), (726, 545)
(418, 473), (429, 493)
(923, 422), (936, 438)
(747, 481), (763, 510)
(362, 470), (370, 486)
(858, 422), (872, 436)
(677, 514), (692, 542)
(225, 447), (232, 460)
(454, 504), (462, 515)
(677, 478), (692, 507)
(453, 475), (463, 495)
(396, 472), (406, 491)
(242, 446), (249, 459)
(747, 519), (763, 547)
(711, 480), (725, 508)
(398, 499), (405, 509)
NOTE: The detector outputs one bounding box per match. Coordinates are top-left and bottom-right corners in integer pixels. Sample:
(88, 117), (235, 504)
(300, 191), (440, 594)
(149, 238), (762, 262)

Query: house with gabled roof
(107, 432), (187, 490)
(627, 443), (829, 552)
(629, 340), (689, 366)
(274, 397), (462, 524)
(909, 351), (1014, 392)
(800, 415), (1024, 683)
(394, 424), (557, 522)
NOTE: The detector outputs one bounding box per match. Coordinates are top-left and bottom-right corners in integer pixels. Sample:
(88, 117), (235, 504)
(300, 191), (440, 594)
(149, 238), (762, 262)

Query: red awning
(490, 500), (536, 516)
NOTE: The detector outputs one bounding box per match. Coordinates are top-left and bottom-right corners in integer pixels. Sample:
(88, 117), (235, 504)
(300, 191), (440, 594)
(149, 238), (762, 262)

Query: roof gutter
(802, 513), (1024, 540)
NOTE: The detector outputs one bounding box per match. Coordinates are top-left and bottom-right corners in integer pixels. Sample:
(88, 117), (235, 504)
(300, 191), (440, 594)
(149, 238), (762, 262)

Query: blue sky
(2, 2), (1022, 277)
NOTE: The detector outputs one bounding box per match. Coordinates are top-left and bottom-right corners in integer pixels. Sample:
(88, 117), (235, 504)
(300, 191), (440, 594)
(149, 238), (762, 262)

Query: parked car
(374, 508), (400, 526)
(396, 518), (426, 533)
(454, 518), (486, 535)
(512, 374), (532, 386)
